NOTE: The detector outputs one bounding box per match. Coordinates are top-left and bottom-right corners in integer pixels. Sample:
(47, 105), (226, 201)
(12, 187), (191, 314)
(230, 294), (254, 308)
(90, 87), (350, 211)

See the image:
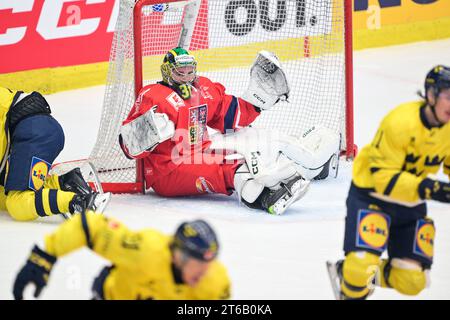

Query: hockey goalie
(119, 47), (340, 215)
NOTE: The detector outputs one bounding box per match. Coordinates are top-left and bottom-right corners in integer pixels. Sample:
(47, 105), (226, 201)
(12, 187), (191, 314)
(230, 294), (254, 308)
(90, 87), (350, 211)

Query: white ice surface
(0, 39), (449, 300)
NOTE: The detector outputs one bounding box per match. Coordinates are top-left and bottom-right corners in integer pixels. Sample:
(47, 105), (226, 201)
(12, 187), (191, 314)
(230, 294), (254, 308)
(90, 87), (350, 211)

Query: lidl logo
(414, 219), (435, 259)
(357, 210), (390, 252)
(28, 157), (50, 191)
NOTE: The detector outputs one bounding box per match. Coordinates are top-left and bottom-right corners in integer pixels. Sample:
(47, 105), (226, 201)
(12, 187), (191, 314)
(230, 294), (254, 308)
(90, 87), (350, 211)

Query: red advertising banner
(0, 0), (120, 74)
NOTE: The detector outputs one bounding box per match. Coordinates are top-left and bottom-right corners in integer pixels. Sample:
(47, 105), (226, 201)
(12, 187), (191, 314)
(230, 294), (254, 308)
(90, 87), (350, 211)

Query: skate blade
(85, 162), (104, 194)
(94, 192), (112, 214)
(269, 179), (311, 215)
(326, 261), (343, 300)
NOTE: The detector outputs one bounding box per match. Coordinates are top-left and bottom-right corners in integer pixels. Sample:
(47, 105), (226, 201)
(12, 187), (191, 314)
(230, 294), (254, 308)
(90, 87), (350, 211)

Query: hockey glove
(13, 245), (57, 300)
(418, 178), (450, 203)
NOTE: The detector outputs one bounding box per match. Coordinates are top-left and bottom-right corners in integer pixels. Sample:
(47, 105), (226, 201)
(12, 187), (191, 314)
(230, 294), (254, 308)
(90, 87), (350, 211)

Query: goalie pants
(343, 183), (434, 268)
(150, 159), (242, 197)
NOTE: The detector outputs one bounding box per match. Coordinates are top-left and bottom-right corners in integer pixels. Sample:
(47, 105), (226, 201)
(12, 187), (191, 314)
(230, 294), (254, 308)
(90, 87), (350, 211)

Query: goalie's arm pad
(203, 77), (260, 133)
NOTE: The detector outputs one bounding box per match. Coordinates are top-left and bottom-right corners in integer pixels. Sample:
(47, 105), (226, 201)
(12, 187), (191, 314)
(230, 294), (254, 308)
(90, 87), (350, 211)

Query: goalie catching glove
(119, 106), (175, 158)
(241, 51), (290, 110)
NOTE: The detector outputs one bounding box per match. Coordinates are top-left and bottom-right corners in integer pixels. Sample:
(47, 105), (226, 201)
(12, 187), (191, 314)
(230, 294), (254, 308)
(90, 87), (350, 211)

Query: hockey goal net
(53, 0), (355, 194)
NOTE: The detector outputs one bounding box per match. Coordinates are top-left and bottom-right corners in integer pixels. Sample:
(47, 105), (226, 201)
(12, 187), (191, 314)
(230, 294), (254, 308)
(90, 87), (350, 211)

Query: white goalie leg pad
(211, 125), (339, 183)
(241, 51), (290, 110)
(278, 126), (341, 180)
(120, 106), (175, 157)
(211, 128), (299, 188)
(233, 163), (265, 203)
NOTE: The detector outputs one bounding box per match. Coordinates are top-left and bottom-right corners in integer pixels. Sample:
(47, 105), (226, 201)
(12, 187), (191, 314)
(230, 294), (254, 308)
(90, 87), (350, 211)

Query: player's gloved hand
(13, 245), (57, 300)
(418, 178), (450, 203)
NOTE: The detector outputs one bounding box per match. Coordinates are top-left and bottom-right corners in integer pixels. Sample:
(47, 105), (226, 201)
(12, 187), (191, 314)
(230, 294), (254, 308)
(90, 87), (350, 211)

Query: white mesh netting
(59, 0), (350, 192)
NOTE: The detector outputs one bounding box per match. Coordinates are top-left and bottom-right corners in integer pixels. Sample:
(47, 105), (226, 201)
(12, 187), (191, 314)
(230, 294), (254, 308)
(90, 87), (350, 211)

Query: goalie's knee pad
(381, 258), (428, 296)
(342, 251), (380, 299)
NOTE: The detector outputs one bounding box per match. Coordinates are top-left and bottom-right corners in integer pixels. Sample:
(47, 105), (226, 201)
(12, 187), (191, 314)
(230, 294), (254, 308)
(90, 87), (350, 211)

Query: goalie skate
(261, 176), (310, 215)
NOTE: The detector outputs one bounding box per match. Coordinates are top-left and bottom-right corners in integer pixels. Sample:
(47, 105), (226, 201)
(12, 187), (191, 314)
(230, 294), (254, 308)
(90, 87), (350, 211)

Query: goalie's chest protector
(152, 79), (220, 153)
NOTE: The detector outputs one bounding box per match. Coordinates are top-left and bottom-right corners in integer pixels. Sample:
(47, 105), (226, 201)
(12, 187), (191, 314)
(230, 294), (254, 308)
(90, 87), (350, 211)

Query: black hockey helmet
(425, 65), (450, 98)
(172, 220), (219, 262)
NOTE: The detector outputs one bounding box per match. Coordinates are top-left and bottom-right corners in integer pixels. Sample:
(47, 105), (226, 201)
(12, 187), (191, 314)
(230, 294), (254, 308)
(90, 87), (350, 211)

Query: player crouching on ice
(119, 47), (340, 215)
(13, 212), (230, 300)
(327, 65), (450, 300)
(0, 87), (110, 221)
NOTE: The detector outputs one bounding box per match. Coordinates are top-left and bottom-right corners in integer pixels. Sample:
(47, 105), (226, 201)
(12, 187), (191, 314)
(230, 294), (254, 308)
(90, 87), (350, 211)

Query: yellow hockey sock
(6, 189), (75, 221)
(44, 174), (61, 190)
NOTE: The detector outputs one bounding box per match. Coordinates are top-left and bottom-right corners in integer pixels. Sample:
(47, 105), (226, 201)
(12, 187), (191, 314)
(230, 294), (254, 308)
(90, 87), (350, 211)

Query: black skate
(64, 192), (111, 219)
(245, 175), (310, 215)
(59, 167), (93, 195)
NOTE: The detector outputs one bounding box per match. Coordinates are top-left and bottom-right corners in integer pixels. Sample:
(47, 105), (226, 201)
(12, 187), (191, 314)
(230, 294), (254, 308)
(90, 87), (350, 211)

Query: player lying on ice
(0, 87), (110, 221)
(119, 47), (340, 215)
(13, 212), (230, 300)
(327, 65), (450, 300)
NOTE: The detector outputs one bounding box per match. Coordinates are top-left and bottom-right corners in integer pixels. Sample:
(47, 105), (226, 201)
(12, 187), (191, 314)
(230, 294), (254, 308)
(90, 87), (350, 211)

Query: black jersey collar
(420, 103), (444, 130)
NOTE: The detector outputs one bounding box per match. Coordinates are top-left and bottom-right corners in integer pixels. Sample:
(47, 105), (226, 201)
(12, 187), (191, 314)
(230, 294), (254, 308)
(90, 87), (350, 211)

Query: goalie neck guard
(172, 220), (219, 262)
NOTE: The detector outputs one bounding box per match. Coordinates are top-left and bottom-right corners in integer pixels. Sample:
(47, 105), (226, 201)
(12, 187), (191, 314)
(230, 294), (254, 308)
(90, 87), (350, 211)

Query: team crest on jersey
(195, 177), (215, 194)
(28, 156), (51, 191)
(166, 92), (185, 111)
(188, 105), (208, 145)
(356, 210), (390, 252)
(413, 219), (435, 260)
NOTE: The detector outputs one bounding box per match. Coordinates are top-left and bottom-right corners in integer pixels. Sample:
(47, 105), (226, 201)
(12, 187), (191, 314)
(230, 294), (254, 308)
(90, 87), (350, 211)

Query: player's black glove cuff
(418, 178), (450, 203)
(13, 245), (57, 300)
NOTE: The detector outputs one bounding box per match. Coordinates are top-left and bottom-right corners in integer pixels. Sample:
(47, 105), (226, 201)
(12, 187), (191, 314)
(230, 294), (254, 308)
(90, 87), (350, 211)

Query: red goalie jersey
(122, 76), (260, 194)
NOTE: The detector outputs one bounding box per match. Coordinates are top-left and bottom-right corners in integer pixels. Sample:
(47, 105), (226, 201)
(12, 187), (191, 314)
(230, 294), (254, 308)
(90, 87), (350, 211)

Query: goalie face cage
(58, 0), (355, 194)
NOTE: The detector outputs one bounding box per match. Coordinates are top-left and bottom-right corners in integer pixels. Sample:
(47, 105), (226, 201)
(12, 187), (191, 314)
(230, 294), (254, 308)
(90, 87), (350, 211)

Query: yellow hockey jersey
(353, 101), (450, 205)
(44, 213), (231, 300)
